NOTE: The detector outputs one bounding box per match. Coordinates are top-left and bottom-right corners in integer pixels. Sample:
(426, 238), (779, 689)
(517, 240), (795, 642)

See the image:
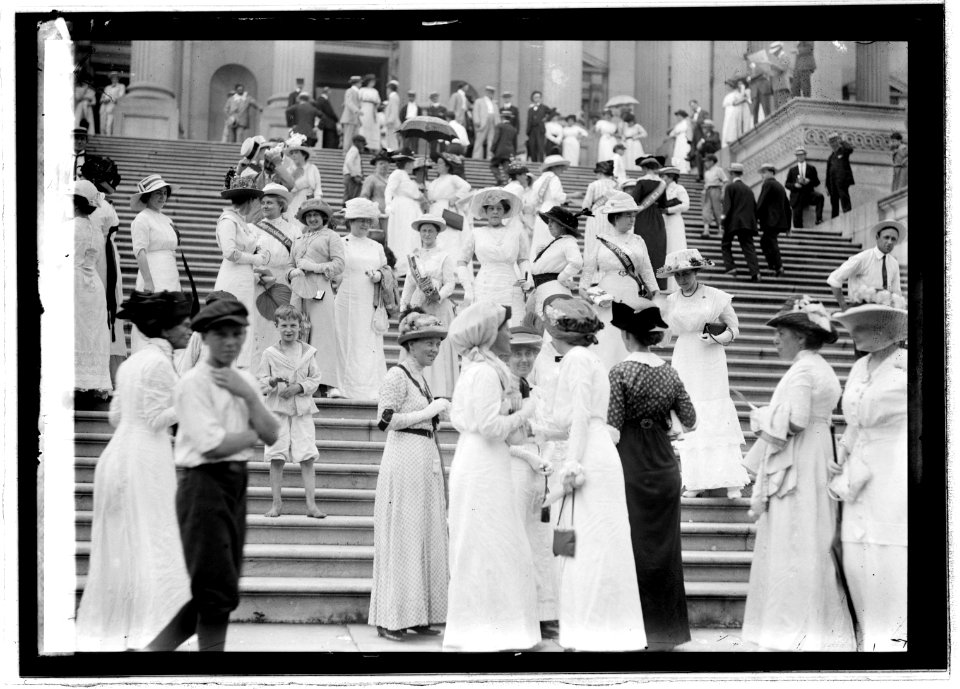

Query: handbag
(372, 291), (389, 334)
(441, 208), (464, 231)
(703, 322), (727, 337)
(552, 490), (576, 558)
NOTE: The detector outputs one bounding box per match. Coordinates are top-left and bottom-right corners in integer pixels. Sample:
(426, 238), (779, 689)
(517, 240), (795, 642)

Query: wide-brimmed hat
(412, 156), (433, 170)
(397, 312), (448, 345)
(349, 75), (362, 84)
(286, 143), (312, 159)
(80, 155), (121, 195)
(255, 283), (293, 321)
(370, 149), (394, 165)
(240, 135), (267, 159)
(297, 197), (334, 224)
(660, 166), (681, 177)
(131, 173), (180, 211)
(343, 197), (383, 221)
(542, 294), (604, 346)
(594, 160), (614, 176)
(537, 205), (582, 237)
(509, 325), (543, 349)
(261, 182), (291, 204)
(619, 179), (638, 191)
(540, 154), (569, 172)
(220, 172), (263, 201)
(507, 159), (529, 176)
(470, 187), (521, 219)
(729, 162), (745, 173)
(610, 300), (668, 336)
(116, 290), (194, 330)
(674, 109), (689, 118)
(656, 248), (715, 277)
(637, 156), (661, 169)
(765, 295), (839, 344)
(596, 190), (640, 215)
(68, 179), (101, 214)
(831, 302), (908, 351)
(391, 148), (416, 164)
(412, 215), (446, 232)
(190, 297), (249, 333)
(872, 219), (907, 243)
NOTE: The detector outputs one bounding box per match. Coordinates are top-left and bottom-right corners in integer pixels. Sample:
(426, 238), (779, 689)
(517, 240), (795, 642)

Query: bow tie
(555, 356), (563, 363)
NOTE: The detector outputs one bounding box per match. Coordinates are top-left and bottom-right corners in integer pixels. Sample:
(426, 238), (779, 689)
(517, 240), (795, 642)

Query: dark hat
(638, 156), (661, 170)
(594, 160), (615, 176)
(542, 294), (603, 346)
(116, 290), (194, 331)
(220, 170), (264, 201)
(190, 298), (249, 333)
(370, 149), (394, 165)
(537, 205), (585, 238)
(204, 290), (238, 306)
(73, 127), (88, 137)
(674, 109), (689, 118)
(610, 301), (668, 337)
(765, 295), (839, 344)
(391, 147), (416, 164)
(80, 155), (121, 195)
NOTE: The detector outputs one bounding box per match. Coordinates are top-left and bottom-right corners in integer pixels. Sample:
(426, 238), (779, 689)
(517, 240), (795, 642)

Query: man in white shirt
(339, 75), (362, 153)
(827, 220), (904, 311)
(383, 79), (402, 150)
(342, 134), (366, 203)
(449, 82), (469, 127)
(472, 85), (499, 160)
(445, 111), (470, 149)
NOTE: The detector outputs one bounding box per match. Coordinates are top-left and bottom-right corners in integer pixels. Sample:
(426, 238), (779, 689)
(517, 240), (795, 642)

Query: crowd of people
(68, 90), (908, 652)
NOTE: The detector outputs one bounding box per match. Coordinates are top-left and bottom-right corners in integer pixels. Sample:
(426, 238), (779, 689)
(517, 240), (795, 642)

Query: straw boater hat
(131, 173), (180, 211)
(540, 154), (569, 173)
(619, 179), (638, 192)
(470, 187), (521, 220)
(397, 312), (448, 345)
(759, 162), (777, 173)
(343, 197), (383, 221)
(610, 300), (668, 337)
(656, 248), (715, 278)
(596, 190), (640, 216)
(729, 162), (745, 174)
(794, 146), (807, 155)
(220, 173), (263, 201)
(240, 135), (267, 159)
(509, 325), (543, 349)
(660, 166), (681, 177)
(412, 215), (447, 232)
(702, 119), (715, 128)
(537, 205), (583, 238)
(69, 179), (101, 214)
(296, 197), (334, 224)
(872, 219), (907, 243)
(765, 294), (839, 344)
(261, 182), (291, 205)
(831, 289), (908, 351)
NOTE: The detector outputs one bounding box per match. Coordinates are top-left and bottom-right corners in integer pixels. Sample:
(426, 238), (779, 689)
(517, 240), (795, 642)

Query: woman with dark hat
(828, 288), (908, 651)
(71, 179), (113, 399)
(503, 160), (536, 241)
(740, 295), (856, 651)
(631, 157), (669, 288)
(360, 148), (395, 235)
(581, 159), (619, 258)
(75, 290), (194, 650)
(368, 311), (451, 641)
(385, 149), (424, 276)
(607, 300), (697, 649)
(129, 173), (182, 353)
(527, 206), (585, 323)
(538, 295), (647, 651)
(213, 172), (266, 369)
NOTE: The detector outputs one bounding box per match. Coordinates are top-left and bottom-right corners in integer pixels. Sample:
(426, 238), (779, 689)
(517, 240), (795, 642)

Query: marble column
(608, 41), (637, 99)
(115, 41), (182, 139)
(263, 40), (316, 141)
(542, 41), (583, 118)
(810, 40), (844, 101)
(634, 41), (670, 155)
(856, 41), (890, 104)
(408, 40), (452, 105)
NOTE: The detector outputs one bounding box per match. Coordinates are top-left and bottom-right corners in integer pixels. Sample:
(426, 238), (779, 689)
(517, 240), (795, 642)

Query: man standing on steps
(784, 146), (824, 229)
(472, 85), (499, 160)
(720, 162), (761, 282)
(525, 90), (548, 163)
(339, 76), (362, 153)
(826, 132), (855, 219)
(755, 163), (791, 278)
(288, 77), (308, 107)
(286, 93), (323, 148)
(222, 84), (262, 144)
(499, 91), (520, 129)
(692, 119), (720, 183)
(315, 86), (340, 150)
(449, 82), (470, 128)
(688, 100), (710, 156)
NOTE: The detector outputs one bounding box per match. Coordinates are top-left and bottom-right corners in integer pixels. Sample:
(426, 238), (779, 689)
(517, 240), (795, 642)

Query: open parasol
(604, 94), (640, 109)
(398, 116), (456, 143)
(255, 282), (293, 321)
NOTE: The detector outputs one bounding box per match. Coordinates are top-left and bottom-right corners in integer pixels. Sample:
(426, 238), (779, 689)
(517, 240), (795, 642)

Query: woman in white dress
(98, 71), (125, 136)
(595, 115), (619, 162)
(721, 79), (754, 148)
(539, 295), (648, 651)
(579, 192), (660, 371)
(285, 143), (322, 223)
(526, 205), (584, 325)
(659, 168), (690, 291)
(358, 75), (382, 152)
(458, 187), (530, 327)
(829, 294), (909, 652)
(561, 115), (588, 166)
(72, 181), (113, 397)
(620, 111), (647, 171)
(529, 155), (569, 259)
(544, 110), (565, 158)
(334, 198), (389, 399)
(669, 110), (692, 173)
(426, 152), (472, 260)
(399, 216), (459, 398)
(385, 151), (424, 277)
(75, 291), (194, 651)
(443, 301), (541, 652)
(657, 250), (749, 498)
(581, 160), (619, 259)
(741, 295), (855, 651)
(503, 162), (536, 244)
(213, 174), (266, 370)
(129, 174), (182, 354)
(250, 183), (301, 368)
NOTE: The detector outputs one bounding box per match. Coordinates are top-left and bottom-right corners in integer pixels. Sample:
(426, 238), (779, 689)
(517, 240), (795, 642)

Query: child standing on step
(257, 305), (325, 518)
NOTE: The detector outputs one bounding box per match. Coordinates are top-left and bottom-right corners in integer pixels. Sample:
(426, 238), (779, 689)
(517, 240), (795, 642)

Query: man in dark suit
(747, 62), (774, 123)
(287, 77), (308, 107)
(755, 163), (791, 277)
(791, 41), (816, 98)
(825, 131), (855, 218)
(315, 86), (340, 149)
(425, 91), (447, 118)
(720, 163), (761, 281)
(399, 90), (421, 123)
(525, 90), (548, 162)
(499, 91), (520, 129)
(784, 146), (824, 228)
(489, 117), (518, 184)
(688, 99), (710, 152)
(692, 119), (721, 182)
(285, 94), (323, 147)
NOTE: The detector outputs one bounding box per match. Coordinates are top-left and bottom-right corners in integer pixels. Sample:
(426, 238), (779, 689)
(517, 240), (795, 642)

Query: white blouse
(131, 209), (177, 256)
(581, 230), (658, 294)
(530, 234), (582, 288)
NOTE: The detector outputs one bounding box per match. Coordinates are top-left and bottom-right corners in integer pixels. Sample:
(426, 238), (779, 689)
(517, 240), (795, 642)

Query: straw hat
(69, 179), (101, 213)
(794, 146), (808, 155)
(412, 215), (447, 232)
(296, 197), (334, 224)
(832, 302), (908, 351)
(765, 295), (839, 344)
(596, 190), (640, 215)
(655, 249), (715, 277)
(131, 173), (180, 211)
(470, 187), (521, 219)
(397, 312), (448, 345)
(729, 163), (745, 173)
(261, 182), (291, 204)
(285, 132), (312, 159)
(220, 173), (263, 201)
(240, 135), (267, 159)
(540, 154), (569, 172)
(759, 162), (777, 173)
(872, 219), (907, 243)
(660, 166), (681, 176)
(343, 197), (383, 221)
(637, 157), (661, 170)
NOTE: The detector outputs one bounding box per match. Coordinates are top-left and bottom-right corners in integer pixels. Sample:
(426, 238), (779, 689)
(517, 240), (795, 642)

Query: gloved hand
(288, 268), (305, 280)
(426, 398), (451, 417)
(700, 328), (734, 345)
(298, 259), (320, 273)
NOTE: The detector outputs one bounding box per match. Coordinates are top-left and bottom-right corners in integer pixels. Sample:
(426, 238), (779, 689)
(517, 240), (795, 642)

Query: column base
(262, 95), (294, 142)
(115, 96), (180, 140)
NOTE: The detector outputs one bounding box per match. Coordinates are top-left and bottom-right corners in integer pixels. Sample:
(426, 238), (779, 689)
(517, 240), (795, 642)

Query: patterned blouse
(608, 354), (697, 432)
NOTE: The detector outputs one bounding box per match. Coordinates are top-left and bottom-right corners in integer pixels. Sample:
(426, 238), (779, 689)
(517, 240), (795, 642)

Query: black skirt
(617, 420), (691, 647)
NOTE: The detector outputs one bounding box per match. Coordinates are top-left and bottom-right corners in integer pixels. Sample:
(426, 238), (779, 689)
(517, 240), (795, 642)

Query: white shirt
(449, 119), (469, 145)
(826, 246), (901, 297)
(404, 101), (418, 119)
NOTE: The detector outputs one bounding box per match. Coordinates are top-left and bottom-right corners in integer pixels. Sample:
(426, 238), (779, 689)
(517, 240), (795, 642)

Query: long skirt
(296, 288), (340, 389)
(634, 209), (667, 290)
(510, 453), (559, 621)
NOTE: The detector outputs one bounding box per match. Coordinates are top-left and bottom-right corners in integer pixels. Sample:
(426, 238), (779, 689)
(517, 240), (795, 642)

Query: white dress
(549, 346), (647, 651)
(74, 339), (192, 650)
(595, 119), (618, 162)
(74, 216), (113, 392)
(334, 235), (388, 399)
(427, 173), (472, 261)
(662, 285), (748, 491)
(561, 125), (588, 166)
(662, 181), (690, 291)
(529, 172), (567, 261)
(669, 119), (691, 173)
(529, 234), (582, 324)
(358, 86), (382, 151)
(251, 216), (301, 369)
(130, 209), (180, 354)
(214, 207), (262, 369)
(839, 349), (908, 651)
(444, 360), (541, 651)
(580, 177), (619, 259)
(288, 163), (322, 223)
(580, 231), (659, 371)
(721, 89), (754, 147)
(460, 223), (529, 326)
(622, 123), (647, 170)
(385, 169), (423, 276)
(90, 195), (126, 358)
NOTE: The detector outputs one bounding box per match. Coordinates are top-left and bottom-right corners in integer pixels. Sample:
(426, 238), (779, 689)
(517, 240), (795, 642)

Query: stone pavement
(179, 624), (761, 652)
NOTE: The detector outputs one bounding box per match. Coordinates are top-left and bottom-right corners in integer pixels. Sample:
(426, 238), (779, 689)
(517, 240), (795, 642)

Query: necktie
(881, 255), (888, 290)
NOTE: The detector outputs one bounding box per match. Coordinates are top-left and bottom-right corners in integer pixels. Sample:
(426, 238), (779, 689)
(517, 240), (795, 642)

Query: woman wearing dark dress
(631, 157), (669, 290)
(607, 300), (698, 650)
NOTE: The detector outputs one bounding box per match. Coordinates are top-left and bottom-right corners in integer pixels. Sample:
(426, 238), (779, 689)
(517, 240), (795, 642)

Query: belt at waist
(532, 272), (560, 287)
(395, 427), (434, 439)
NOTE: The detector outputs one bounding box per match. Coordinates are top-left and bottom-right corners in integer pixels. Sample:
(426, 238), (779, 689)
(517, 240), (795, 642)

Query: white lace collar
(625, 351), (665, 367)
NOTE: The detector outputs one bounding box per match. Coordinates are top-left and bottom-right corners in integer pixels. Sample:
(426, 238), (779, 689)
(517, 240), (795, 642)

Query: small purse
(703, 322), (727, 337)
(372, 292), (389, 334)
(552, 490), (576, 558)
(441, 209), (464, 231)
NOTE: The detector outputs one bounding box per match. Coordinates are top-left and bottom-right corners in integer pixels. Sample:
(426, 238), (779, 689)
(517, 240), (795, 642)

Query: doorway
(208, 64), (259, 142)
(313, 54), (389, 117)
